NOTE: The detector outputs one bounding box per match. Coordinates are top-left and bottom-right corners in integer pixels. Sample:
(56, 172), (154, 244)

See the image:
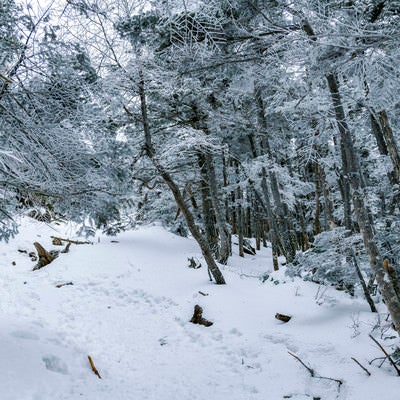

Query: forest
(1, 1), (400, 396)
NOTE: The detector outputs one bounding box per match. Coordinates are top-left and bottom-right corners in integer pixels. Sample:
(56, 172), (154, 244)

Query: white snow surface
(0, 218), (399, 400)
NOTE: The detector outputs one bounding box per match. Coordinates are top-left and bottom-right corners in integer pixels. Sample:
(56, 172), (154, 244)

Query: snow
(1, 218), (399, 400)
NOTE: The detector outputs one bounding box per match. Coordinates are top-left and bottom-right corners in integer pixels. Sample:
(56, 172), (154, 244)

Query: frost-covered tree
(0, 2), (130, 236)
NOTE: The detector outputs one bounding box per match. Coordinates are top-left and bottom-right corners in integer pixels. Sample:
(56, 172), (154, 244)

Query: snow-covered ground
(0, 218), (398, 400)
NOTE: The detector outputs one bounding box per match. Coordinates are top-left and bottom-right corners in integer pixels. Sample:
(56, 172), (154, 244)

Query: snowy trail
(1, 219), (399, 400)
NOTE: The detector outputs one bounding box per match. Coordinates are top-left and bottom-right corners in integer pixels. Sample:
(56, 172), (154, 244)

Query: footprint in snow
(10, 330), (39, 340)
(42, 355), (69, 375)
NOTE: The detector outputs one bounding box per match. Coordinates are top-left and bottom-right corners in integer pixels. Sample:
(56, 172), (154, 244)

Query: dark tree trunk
(327, 73), (400, 332)
(205, 152), (231, 264)
(313, 162), (322, 235)
(198, 154), (219, 257)
(137, 71), (225, 284)
(318, 164), (335, 230)
(254, 84), (296, 263)
(379, 111), (400, 187)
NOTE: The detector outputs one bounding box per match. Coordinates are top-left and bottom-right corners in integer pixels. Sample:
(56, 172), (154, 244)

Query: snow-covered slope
(0, 218), (398, 400)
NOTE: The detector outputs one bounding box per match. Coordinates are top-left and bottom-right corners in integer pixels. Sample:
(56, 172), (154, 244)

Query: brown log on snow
(275, 313), (292, 323)
(32, 242), (58, 270)
(88, 355), (102, 379)
(190, 305), (213, 327)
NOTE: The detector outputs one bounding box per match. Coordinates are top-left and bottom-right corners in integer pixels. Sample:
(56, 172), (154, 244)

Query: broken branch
(369, 334), (400, 376)
(288, 352), (343, 388)
(61, 242), (71, 254)
(288, 351), (315, 377)
(51, 236), (92, 245)
(351, 357), (371, 376)
(88, 355), (102, 379)
(56, 282), (74, 288)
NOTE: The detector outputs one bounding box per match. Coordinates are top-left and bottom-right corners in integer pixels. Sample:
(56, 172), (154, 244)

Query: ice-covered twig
(351, 357), (371, 376)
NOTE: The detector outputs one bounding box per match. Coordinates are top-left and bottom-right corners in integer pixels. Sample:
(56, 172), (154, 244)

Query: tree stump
(32, 242), (59, 270)
(190, 305), (213, 327)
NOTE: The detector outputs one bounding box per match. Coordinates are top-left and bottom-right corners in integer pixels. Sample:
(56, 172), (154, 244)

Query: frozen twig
(288, 352), (315, 377)
(351, 357), (371, 376)
(369, 335), (400, 376)
(288, 352), (343, 389)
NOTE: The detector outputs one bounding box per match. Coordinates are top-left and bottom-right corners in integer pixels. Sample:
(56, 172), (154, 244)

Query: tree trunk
(318, 164), (335, 230)
(198, 154), (219, 257)
(370, 111), (400, 212)
(313, 161), (322, 235)
(236, 161), (244, 258)
(327, 73), (400, 333)
(379, 111), (400, 187)
(205, 152), (231, 264)
(255, 85), (296, 263)
(138, 70), (225, 284)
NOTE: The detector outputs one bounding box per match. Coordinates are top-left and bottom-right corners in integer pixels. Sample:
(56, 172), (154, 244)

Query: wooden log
(275, 313), (292, 323)
(32, 242), (58, 270)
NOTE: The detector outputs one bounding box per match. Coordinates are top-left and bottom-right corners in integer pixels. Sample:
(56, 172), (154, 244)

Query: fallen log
(32, 242), (59, 270)
(50, 236), (92, 245)
(275, 313), (292, 323)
